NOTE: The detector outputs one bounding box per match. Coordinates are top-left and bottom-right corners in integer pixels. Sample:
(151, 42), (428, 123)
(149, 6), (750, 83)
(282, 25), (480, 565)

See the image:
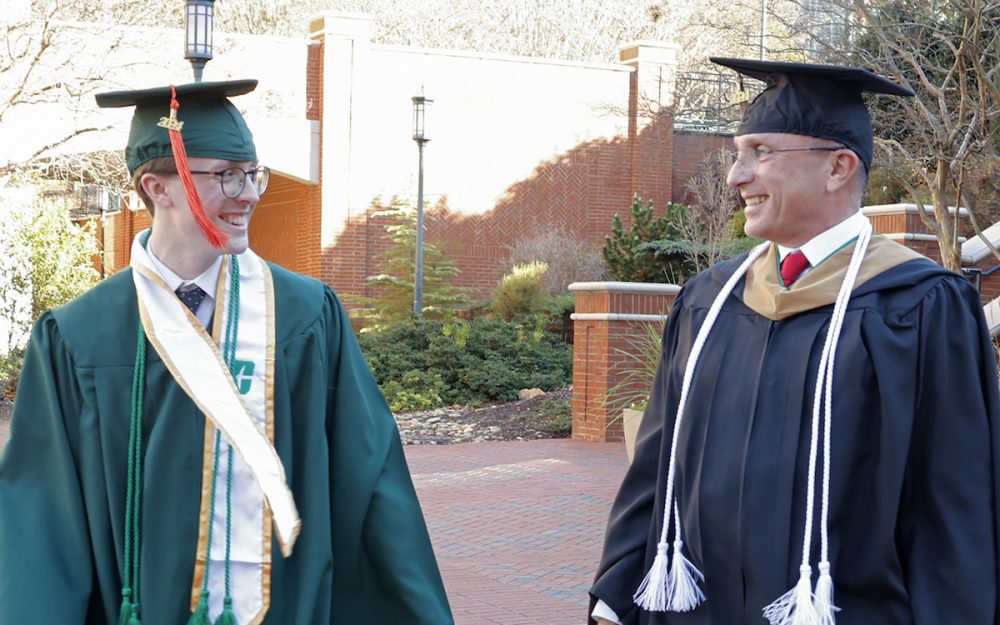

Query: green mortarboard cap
(95, 79), (258, 174)
(709, 58), (914, 172)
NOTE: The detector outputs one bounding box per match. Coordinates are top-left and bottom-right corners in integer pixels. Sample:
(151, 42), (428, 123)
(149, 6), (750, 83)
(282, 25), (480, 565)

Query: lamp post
(185, 0), (215, 82)
(759, 0), (768, 60)
(411, 94), (432, 316)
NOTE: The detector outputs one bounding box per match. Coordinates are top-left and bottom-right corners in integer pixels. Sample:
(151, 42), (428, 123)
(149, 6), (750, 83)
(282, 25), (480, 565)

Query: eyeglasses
(188, 166), (270, 198)
(724, 145), (846, 173)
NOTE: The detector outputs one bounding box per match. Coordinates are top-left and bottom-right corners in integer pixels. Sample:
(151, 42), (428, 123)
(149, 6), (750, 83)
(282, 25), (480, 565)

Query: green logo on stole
(233, 360), (255, 394)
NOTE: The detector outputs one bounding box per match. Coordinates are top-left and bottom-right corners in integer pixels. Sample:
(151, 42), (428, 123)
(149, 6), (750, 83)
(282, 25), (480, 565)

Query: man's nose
(726, 161), (751, 188)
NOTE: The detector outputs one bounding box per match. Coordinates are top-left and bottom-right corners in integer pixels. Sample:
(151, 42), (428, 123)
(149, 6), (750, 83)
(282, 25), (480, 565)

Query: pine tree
(351, 200), (468, 330)
(602, 197), (687, 283)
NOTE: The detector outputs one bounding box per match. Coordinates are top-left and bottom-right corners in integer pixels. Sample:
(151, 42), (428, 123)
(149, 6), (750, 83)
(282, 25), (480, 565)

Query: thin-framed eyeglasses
(188, 166), (270, 198)
(723, 145), (846, 173)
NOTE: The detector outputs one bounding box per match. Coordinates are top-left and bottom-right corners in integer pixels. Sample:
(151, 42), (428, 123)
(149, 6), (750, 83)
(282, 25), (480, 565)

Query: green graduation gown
(0, 264), (454, 625)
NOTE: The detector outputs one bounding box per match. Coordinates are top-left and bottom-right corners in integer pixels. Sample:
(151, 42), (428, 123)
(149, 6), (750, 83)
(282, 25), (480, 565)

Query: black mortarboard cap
(95, 79), (258, 174)
(709, 57), (914, 172)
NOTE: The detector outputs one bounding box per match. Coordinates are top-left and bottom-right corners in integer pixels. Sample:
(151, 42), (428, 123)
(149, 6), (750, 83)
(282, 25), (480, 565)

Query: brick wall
(324, 115), (679, 303)
(671, 132), (732, 205)
(249, 173), (322, 278)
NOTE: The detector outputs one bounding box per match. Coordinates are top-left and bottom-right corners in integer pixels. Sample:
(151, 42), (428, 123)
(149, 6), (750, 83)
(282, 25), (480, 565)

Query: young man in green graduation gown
(0, 80), (454, 625)
(590, 59), (1000, 624)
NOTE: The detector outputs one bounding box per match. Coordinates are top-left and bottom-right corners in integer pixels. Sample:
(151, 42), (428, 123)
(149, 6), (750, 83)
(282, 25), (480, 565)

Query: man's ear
(139, 172), (176, 210)
(826, 150), (861, 194)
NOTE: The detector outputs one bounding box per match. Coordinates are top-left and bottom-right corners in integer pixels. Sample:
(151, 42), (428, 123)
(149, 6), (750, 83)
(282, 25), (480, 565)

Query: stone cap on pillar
(618, 41), (679, 66)
(309, 11), (374, 41)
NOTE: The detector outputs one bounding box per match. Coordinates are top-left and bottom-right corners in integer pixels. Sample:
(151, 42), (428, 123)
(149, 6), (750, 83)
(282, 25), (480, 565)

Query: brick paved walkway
(405, 439), (628, 625)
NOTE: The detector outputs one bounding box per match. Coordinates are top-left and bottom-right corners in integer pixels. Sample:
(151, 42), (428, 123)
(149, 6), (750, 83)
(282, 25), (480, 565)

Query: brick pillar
(863, 202), (968, 264)
(619, 41), (678, 208)
(569, 281), (678, 442)
(297, 34), (325, 281)
(864, 201), (1000, 302)
(309, 12), (374, 294)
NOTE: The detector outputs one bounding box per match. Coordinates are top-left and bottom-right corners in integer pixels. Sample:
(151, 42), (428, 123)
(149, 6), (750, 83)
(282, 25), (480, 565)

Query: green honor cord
(118, 321), (146, 625)
(124, 251), (242, 625)
(215, 254), (241, 625)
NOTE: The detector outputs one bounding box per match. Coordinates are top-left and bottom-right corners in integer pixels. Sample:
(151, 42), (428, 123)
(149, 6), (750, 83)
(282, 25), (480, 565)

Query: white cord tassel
(633, 242), (769, 613)
(634, 541), (671, 611)
(666, 539), (706, 611)
(665, 504), (705, 611)
(763, 221), (872, 625)
(762, 565), (819, 625)
(814, 561), (838, 624)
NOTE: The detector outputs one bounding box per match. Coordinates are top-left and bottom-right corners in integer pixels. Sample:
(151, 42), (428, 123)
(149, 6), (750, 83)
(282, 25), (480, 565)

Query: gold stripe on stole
(251, 262), (277, 625)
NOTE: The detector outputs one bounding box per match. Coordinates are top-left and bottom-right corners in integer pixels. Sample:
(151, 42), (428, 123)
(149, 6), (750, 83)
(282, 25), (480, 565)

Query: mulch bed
(444, 387), (572, 440)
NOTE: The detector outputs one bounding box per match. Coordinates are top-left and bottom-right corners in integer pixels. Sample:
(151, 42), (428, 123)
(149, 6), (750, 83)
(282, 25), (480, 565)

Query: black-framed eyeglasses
(724, 145), (846, 173)
(188, 166), (270, 198)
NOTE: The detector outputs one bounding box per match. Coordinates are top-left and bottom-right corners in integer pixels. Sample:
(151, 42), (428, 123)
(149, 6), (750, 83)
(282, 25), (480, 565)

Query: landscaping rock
(517, 388), (546, 400)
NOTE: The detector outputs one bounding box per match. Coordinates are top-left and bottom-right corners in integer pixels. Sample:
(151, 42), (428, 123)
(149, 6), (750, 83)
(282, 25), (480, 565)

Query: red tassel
(166, 85), (227, 249)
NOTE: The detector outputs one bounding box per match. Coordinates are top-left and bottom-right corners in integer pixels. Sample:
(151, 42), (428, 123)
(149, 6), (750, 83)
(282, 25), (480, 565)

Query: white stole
(129, 232), (298, 624)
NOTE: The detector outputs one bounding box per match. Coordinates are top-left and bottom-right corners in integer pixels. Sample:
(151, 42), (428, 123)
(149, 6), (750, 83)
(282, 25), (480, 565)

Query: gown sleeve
(589, 290), (688, 625)
(0, 313), (94, 622)
(899, 277), (1000, 624)
(322, 288), (454, 625)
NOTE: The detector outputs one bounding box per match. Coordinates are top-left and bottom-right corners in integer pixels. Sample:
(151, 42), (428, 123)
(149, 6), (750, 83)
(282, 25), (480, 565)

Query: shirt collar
(777, 210), (868, 267)
(145, 249), (222, 297)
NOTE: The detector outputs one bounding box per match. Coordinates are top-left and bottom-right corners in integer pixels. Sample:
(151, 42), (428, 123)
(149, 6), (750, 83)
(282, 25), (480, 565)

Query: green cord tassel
(213, 597), (239, 625)
(127, 605), (142, 625)
(117, 588), (136, 625)
(186, 590), (212, 625)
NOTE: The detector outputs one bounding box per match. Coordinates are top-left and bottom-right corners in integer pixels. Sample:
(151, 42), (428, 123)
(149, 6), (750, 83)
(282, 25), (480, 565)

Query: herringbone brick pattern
(406, 439), (628, 625)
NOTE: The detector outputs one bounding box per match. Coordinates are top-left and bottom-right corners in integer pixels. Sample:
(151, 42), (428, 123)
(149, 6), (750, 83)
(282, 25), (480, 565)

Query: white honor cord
(634, 242), (770, 612)
(763, 221), (873, 625)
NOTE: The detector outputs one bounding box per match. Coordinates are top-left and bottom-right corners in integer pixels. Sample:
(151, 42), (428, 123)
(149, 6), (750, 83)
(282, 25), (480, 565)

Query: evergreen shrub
(359, 315), (572, 412)
(491, 261), (549, 320)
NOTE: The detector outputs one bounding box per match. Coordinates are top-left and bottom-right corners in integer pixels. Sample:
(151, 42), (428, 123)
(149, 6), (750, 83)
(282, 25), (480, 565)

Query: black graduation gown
(590, 242), (1000, 624)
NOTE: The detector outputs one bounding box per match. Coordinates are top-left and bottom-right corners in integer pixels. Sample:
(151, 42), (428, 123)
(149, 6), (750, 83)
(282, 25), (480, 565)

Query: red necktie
(780, 251), (810, 286)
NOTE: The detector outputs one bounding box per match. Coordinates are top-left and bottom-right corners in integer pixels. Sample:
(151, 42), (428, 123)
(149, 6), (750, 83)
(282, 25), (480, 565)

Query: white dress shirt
(145, 250), (222, 328)
(776, 210), (868, 277)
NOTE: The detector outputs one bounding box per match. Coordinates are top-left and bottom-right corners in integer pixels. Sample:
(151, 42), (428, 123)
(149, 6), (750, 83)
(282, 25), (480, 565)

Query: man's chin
(224, 240), (250, 256)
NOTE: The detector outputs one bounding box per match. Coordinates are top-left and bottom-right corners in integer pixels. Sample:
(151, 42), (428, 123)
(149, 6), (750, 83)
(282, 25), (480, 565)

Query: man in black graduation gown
(590, 58), (1000, 624)
(0, 80), (453, 624)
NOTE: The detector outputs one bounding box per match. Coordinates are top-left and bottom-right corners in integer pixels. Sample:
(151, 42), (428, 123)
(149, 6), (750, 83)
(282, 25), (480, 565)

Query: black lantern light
(411, 94), (433, 315)
(412, 95), (432, 143)
(185, 0), (215, 82)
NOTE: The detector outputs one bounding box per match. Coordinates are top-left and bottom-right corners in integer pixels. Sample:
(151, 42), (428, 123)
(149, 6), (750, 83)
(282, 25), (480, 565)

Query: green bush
(492, 261), (549, 320)
(0, 348), (24, 402)
(380, 370), (446, 413)
(359, 315), (572, 411)
(602, 197), (690, 283)
(527, 396), (572, 435)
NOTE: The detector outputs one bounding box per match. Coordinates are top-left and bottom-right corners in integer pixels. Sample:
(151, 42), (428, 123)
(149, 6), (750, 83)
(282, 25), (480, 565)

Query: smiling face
(726, 133), (847, 247)
(143, 156), (260, 278)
